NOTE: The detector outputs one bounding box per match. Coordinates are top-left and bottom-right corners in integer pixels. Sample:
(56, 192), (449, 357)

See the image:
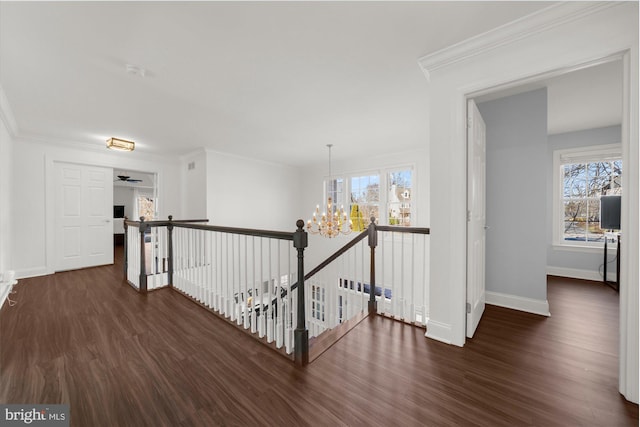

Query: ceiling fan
(115, 175), (142, 183)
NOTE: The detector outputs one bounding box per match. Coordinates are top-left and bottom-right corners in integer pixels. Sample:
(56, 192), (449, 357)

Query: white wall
(11, 138), (182, 279)
(547, 125), (622, 281)
(181, 150), (208, 219)
(419, 2), (637, 402)
(205, 150), (302, 231)
(477, 89), (548, 306)
(0, 117), (13, 308)
(114, 186), (135, 220)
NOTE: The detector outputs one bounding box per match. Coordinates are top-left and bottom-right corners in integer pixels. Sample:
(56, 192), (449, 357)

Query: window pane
(351, 175), (379, 203)
(560, 153), (622, 245)
(586, 199), (604, 242)
(388, 170), (412, 226)
(325, 178), (344, 216)
(358, 205), (378, 226)
(350, 175), (380, 230)
(138, 196), (155, 220)
(564, 164), (586, 198)
(587, 161), (612, 197)
(564, 200), (586, 241)
(609, 160), (622, 195)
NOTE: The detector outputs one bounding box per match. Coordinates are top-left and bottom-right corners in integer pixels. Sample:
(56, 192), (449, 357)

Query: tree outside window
(138, 196), (155, 221)
(563, 159), (622, 242)
(350, 175), (379, 230)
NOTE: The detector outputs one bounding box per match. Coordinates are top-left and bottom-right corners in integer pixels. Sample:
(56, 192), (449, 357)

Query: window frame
(323, 164), (416, 228)
(552, 143), (622, 250)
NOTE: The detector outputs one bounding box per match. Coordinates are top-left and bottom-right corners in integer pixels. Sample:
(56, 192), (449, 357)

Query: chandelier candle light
(307, 144), (353, 238)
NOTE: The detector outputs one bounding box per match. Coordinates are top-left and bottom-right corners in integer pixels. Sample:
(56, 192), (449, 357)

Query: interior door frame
(465, 98), (486, 338)
(53, 161), (114, 271)
(464, 52), (628, 326)
(463, 51), (635, 399)
(44, 156), (161, 277)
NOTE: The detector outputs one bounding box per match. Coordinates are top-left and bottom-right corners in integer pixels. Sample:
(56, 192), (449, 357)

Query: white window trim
(552, 143), (622, 250)
(325, 164), (416, 227)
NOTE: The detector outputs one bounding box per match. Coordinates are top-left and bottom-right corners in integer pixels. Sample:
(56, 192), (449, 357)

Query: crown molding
(13, 132), (179, 165)
(14, 132), (121, 154)
(0, 84), (19, 137)
(418, 2), (620, 80)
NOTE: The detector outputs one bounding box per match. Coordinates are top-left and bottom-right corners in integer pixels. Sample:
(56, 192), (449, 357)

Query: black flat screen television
(114, 205), (125, 219)
(600, 195), (621, 231)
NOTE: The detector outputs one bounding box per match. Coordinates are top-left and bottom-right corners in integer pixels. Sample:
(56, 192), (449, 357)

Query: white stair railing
(304, 220), (431, 345)
(123, 216), (430, 365)
(306, 234), (370, 338)
(172, 223), (301, 355)
(125, 221), (140, 290)
(376, 228), (430, 326)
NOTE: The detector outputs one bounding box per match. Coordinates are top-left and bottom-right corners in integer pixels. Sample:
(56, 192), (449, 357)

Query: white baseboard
(486, 291), (550, 317)
(0, 271), (17, 311)
(15, 266), (49, 279)
(546, 266), (615, 282)
(0, 285), (11, 310)
(425, 318), (453, 344)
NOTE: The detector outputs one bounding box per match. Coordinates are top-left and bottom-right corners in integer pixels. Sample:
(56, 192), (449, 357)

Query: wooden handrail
(304, 230), (369, 281)
(375, 225), (430, 234)
(124, 218), (208, 227)
(283, 223), (429, 293)
(124, 218), (292, 240)
(124, 214), (430, 366)
(173, 222), (295, 241)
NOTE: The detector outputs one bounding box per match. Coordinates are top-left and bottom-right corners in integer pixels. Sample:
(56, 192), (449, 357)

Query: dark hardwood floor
(1, 252), (637, 426)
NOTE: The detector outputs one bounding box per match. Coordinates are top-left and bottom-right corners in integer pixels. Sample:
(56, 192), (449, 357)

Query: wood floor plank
(1, 253), (637, 426)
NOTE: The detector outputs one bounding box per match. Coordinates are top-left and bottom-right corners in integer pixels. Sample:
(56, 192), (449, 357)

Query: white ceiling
(3, 1), (612, 167)
(474, 59), (623, 135)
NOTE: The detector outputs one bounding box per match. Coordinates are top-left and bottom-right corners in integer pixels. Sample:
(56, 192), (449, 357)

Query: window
(554, 145), (622, 246)
(137, 196), (155, 221)
(388, 170), (412, 226)
(350, 175), (379, 231)
(311, 285), (325, 321)
(325, 166), (415, 230)
(325, 178), (345, 217)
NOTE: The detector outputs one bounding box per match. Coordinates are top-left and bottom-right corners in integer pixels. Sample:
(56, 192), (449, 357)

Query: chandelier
(307, 144), (353, 238)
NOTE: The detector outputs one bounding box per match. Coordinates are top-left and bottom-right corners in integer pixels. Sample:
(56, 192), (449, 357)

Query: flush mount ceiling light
(125, 64), (146, 77)
(106, 137), (135, 152)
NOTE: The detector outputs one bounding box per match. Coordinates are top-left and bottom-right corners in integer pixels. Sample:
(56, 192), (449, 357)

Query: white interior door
(466, 99), (486, 338)
(55, 163), (113, 271)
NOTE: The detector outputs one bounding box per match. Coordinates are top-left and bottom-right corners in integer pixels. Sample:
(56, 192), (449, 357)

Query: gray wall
(477, 88), (548, 301)
(547, 125), (621, 280)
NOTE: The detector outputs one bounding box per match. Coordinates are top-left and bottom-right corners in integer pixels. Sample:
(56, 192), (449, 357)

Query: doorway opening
(113, 169), (158, 247)
(465, 55), (624, 337)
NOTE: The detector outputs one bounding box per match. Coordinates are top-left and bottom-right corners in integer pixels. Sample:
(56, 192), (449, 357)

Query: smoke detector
(126, 64), (146, 77)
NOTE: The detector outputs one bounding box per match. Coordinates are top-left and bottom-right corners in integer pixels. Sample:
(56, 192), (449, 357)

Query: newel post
(167, 215), (174, 288)
(368, 217), (378, 313)
(293, 219), (309, 366)
(139, 217), (148, 294)
(123, 216), (128, 280)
